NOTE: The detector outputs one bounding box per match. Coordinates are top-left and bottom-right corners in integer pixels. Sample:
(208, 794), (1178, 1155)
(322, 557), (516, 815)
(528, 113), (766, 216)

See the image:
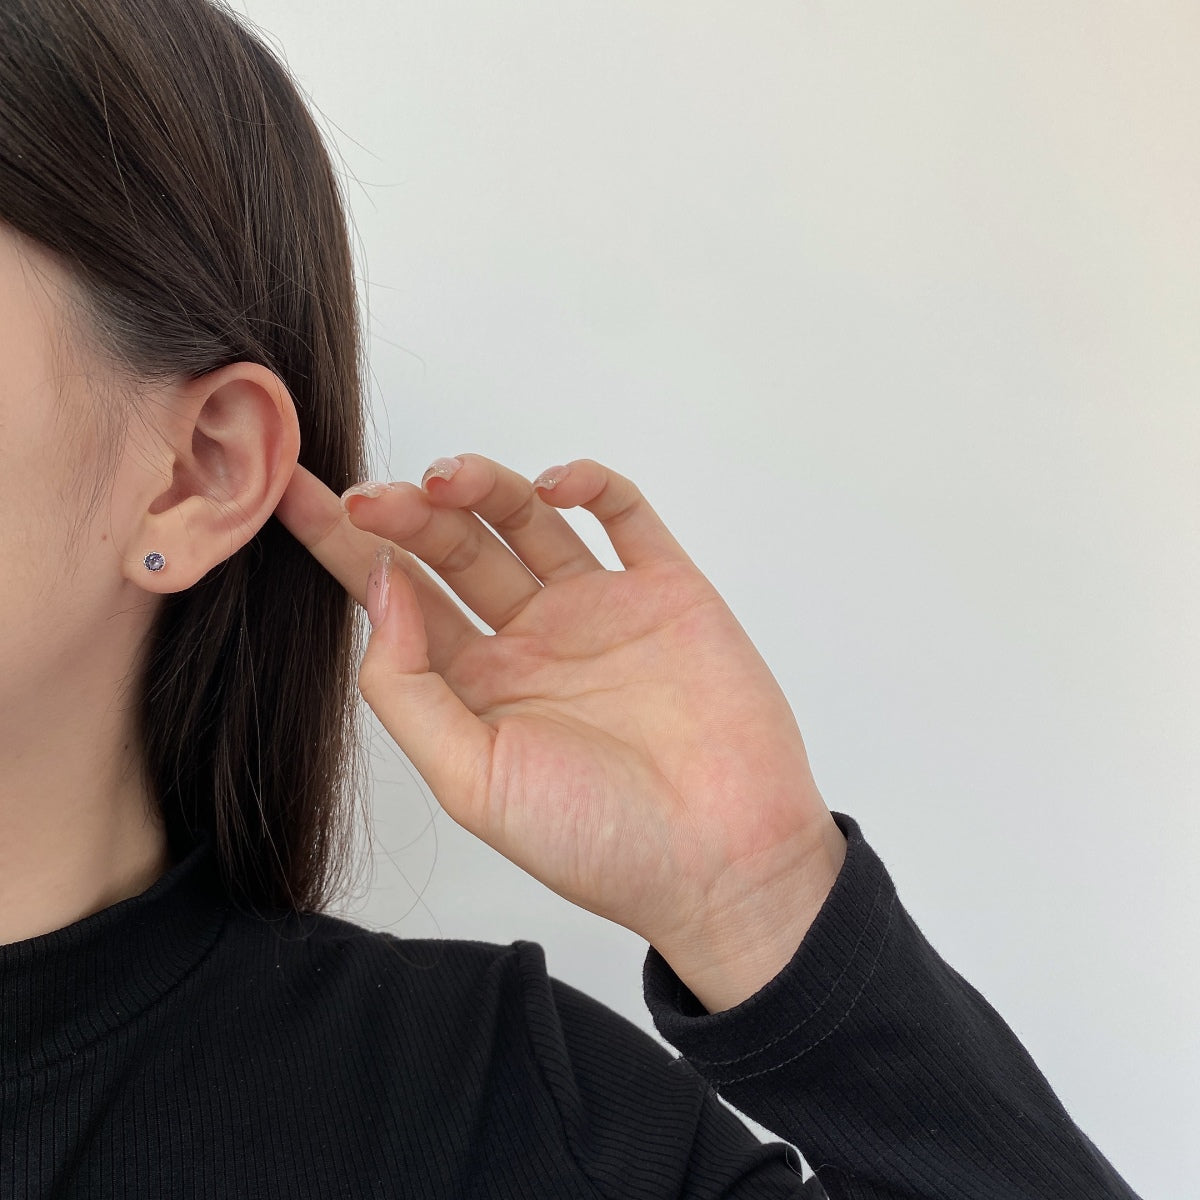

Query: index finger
(273, 463), (480, 668)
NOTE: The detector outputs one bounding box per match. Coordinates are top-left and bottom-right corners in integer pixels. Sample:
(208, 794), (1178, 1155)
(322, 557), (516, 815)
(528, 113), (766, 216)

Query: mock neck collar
(0, 834), (229, 1079)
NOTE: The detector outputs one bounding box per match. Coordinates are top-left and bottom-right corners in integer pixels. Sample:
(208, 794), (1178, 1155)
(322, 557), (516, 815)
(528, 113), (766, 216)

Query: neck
(0, 687), (173, 947)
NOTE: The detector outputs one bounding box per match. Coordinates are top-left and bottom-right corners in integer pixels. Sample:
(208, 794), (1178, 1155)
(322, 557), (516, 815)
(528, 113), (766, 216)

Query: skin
(3, 221), (846, 1013)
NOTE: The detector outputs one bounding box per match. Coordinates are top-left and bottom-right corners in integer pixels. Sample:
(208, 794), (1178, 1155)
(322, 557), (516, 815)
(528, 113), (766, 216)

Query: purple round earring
(144, 552), (166, 572)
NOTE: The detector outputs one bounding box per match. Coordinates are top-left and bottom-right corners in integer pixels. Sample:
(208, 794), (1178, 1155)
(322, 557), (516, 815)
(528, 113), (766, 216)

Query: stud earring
(143, 552), (166, 572)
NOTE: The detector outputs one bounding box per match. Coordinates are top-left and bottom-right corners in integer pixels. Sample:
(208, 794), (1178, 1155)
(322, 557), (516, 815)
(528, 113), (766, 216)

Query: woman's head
(0, 0), (371, 915)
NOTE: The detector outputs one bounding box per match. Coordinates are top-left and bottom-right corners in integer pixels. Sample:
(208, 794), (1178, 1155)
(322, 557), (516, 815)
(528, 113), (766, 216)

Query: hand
(273, 454), (847, 1012)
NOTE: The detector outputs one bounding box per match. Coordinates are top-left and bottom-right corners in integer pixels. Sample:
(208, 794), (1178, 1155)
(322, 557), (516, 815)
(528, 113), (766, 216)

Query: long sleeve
(640, 810), (1142, 1200)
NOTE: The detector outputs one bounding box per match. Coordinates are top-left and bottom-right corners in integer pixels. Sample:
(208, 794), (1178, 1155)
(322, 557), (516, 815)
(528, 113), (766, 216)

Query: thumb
(357, 548), (495, 835)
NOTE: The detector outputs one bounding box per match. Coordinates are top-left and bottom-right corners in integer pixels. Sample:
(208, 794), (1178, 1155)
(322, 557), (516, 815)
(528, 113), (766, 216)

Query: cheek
(2, 372), (97, 545)
(1, 453), (68, 596)
(0, 485), (120, 729)
(0, 409), (113, 669)
(0, 529), (67, 721)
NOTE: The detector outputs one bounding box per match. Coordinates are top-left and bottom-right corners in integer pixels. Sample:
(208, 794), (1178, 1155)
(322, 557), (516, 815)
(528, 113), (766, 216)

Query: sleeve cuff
(642, 810), (897, 1084)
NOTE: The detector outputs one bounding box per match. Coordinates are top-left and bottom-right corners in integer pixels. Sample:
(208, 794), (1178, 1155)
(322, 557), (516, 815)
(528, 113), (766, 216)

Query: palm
(430, 557), (824, 946)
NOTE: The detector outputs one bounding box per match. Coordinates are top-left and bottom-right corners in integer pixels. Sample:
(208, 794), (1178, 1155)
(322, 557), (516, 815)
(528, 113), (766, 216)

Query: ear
(123, 361), (302, 592)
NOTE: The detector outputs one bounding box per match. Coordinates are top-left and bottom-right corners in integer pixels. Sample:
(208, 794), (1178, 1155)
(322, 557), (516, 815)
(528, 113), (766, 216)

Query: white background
(233, 3), (1197, 1196)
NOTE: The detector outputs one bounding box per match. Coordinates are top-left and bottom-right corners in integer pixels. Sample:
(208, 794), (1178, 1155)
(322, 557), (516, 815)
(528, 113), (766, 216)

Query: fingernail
(340, 481), (397, 513)
(533, 463), (571, 491)
(421, 456), (463, 488)
(366, 544), (393, 630)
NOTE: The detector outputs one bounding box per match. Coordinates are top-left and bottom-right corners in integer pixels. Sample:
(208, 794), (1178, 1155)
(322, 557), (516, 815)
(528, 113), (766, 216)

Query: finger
(533, 458), (695, 570)
(344, 480), (547, 633)
(358, 552), (495, 843)
(273, 463), (480, 671)
(420, 453), (607, 584)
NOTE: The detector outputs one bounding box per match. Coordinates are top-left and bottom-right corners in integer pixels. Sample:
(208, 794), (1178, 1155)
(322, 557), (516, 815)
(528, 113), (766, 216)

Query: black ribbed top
(0, 811), (1142, 1198)
(1, 836), (229, 1080)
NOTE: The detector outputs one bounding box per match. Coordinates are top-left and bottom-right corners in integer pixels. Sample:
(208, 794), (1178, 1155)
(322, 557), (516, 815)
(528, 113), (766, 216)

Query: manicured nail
(533, 463), (571, 492)
(340, 481), (397, 512)
(422, 456), (463, 488)
(366, 544), (393, 630)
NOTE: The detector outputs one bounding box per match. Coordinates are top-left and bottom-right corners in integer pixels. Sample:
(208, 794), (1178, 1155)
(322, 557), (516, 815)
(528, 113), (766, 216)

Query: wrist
(656, 816), (847, 1014)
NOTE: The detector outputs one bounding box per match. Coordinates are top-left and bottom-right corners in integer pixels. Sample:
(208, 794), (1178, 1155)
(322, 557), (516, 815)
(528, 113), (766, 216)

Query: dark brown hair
(0, 0), (373, 914)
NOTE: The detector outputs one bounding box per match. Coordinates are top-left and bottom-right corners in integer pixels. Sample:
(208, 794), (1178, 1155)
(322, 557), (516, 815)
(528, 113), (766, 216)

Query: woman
(0, 1), (1142, 1196)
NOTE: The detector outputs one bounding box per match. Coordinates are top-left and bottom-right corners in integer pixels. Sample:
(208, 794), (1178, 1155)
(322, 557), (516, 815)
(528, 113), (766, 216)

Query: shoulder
(199, 905), (794, 1194)
(212, 901), (693, 1095)
(214, 901), (548, 1023)
(216, 906), (695, 1088)
(209, 905), (685, 1116)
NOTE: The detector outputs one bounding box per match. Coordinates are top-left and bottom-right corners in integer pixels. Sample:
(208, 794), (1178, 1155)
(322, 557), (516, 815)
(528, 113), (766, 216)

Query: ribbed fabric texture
(0, 811), (1140, 1198)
